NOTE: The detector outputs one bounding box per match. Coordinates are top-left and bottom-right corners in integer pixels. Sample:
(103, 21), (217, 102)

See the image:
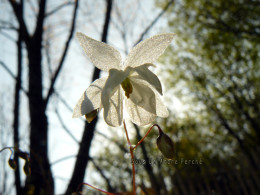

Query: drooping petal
(101, 69), (128, 126)
(76, 32), (122, 71)
(154, 90), (169, 118)
(130, 64), (163, 95)
(126, 79), (157, 126)
(125, 33), (174, 68)
(102, 69), (129, 96)
(102, 86), (123, 127)
(72, 77), (107, 118)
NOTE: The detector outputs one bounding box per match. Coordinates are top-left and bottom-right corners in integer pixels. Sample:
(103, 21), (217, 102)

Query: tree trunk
(25, 40), (54, 195)
(64, 0), (113, 194)
(65, 118), (97, 195)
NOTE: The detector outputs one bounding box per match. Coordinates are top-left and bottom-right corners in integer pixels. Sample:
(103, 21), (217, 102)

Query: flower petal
(126, 79), (157, 126)
(101, 69), (128, 126)
(130, 64), (163, 95)
(72, 77), (107, 118)
(154, 91), (169, 118)
(102, 69), (129, 96)
(102, 86), (123, 127)
(126, 100), (156, 126)
(76, 32), (122, 71)
(125, 33), (174, 68)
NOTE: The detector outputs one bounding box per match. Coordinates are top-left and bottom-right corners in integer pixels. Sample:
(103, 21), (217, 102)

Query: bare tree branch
(45, 1), (75, 17)
(55, 108), (79, 144)
(13, 1), (23, 193)
(90, 157), (116, 192)
(55, 92), (73, 112)
(0, 20), (17, 31)
(0, 61), (16, 79)
(8, 0), (30, 44)
(34, 0), (46, 39)
(0, 61), (28, 95)
(27, 0), (37, 17)
(135, 0), (174, 45)
(0, 31), (17, 42)
(44, 0), (79, 109)
(51, 155), (77, 166)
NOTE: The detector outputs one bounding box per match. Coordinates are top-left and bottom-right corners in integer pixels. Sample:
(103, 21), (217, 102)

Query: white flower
(73, 32), (174, 127)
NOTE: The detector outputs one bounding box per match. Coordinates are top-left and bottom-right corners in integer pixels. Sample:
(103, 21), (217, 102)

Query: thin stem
(133, 124), (162, 150)
(0, 147), (16, 153)
(123, 121), (136, 195)
(123, 121), (132, 146)
(79, 183), (116, 195)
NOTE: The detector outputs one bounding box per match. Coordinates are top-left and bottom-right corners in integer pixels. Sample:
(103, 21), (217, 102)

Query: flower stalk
(123, 121), (136, 195)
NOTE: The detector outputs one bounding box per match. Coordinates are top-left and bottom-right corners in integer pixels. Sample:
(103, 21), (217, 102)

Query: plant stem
(0, 146), (15, 154)
(80, 182), (115, 195)
(133, 124), (162, 150)
(123, 121), (136, 195)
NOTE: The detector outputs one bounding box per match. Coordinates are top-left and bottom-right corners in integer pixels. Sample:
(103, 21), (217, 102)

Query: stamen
(121, 77), (133, 98)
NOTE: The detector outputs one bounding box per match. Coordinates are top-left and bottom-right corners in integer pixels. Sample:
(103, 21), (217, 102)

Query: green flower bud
(85, 109), (98, 123)
(156, 131), (175, 159)
(8, 158), (17, 170)
(23, 160), (31, 176)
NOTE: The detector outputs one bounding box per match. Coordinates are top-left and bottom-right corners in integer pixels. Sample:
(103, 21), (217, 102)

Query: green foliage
(157, 0), (260, 193)
(159, 0), (260, 155)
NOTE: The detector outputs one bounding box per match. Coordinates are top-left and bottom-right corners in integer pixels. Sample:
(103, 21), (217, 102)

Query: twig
(55, 108), (79, 144)
(44, 0), (79, 108)
(51, 155), (76, 166)
(134, 0), (174, 45)
(45, 1), (75, 17)
(0, 61), (28, 95)
(90, 157), (115, 192)
(0, 61), (16, 79)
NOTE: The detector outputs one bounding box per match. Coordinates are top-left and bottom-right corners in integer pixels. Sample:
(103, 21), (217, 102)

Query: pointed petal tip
(164, 32), (175, 38)
(75, 32), (83, 39)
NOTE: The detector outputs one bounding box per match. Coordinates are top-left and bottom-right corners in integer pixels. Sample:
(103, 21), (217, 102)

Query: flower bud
(85, 109), (98, 123)
(156, 131), (175, 159)
(8, 158), (17, 170)
(23, 160), (31, 176)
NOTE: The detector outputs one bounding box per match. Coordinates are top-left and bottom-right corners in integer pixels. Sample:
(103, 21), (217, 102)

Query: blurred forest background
(0, 0), (259, 195)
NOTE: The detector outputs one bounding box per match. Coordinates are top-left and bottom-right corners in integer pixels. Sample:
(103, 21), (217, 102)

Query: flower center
(121, 77), (133, 98)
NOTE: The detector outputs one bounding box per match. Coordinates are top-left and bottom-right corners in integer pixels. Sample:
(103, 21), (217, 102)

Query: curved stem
(123, 121), (136, 195)
(0, 146), (16, 154)
(133, 124), (162, 150)
(79, 182), (116, 195)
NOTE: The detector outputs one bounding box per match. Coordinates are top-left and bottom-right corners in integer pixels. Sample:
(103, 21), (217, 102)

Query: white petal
(101, 69), (127, 126)
(102, 86), (123, 127)
(72, 77), (107, 118)
(126, 79), (157, 126)
(76, 32), (122, 71)
(130, 64), (163, 95)
(125, 33), (174, 68)
(102, 69), (129, 96)
(154, 91), (169, 118)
